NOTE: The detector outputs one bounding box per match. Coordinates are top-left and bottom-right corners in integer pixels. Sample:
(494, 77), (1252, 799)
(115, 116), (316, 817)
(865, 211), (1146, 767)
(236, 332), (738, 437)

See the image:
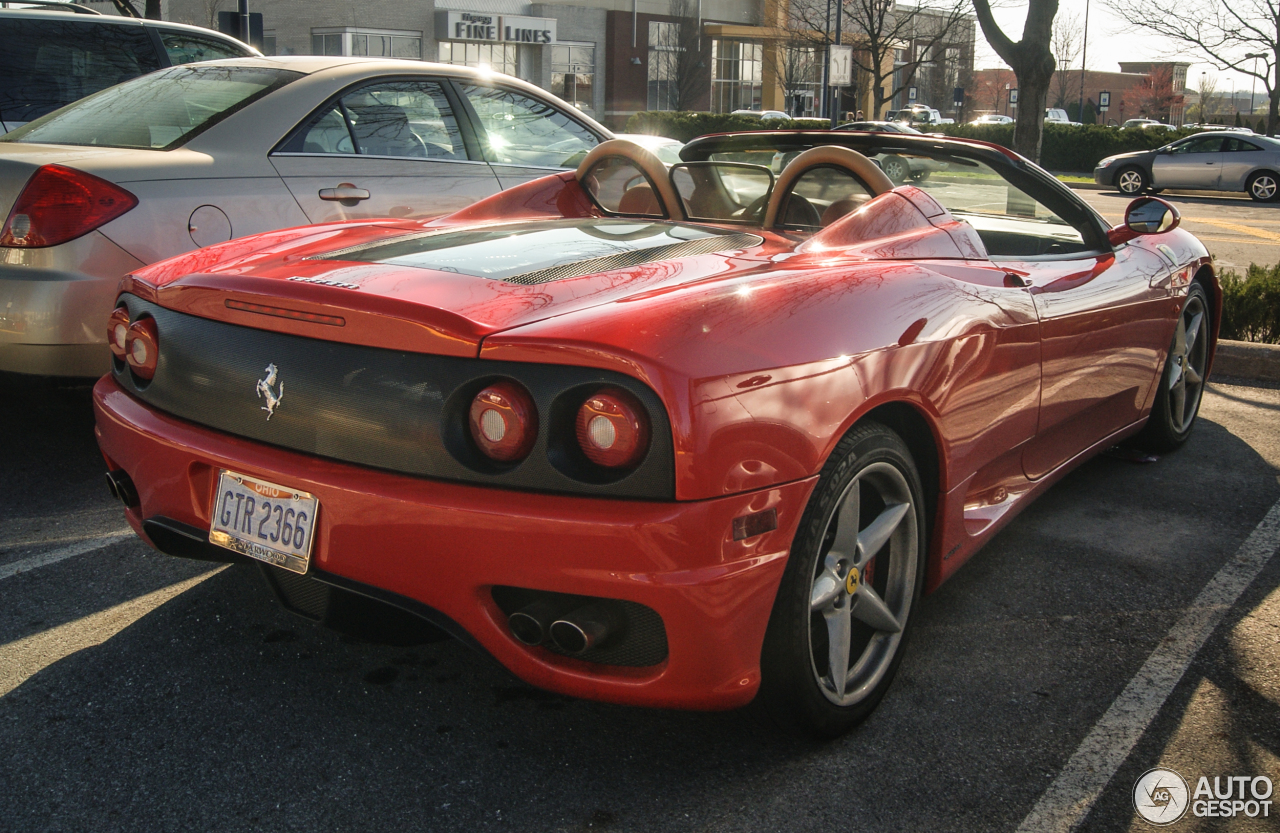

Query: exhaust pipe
(549, 601), (624, 654)
(507, 596), (576, 646)
(105, 469), (138, 507)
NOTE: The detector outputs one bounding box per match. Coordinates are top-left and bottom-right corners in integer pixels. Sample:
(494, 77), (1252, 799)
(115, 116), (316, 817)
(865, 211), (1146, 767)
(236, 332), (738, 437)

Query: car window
(779, 166), (875, 231)
(1171, 137), (1224, 154)
(279, 104), (354, 154)
(0, 18), (160, 125)
(277, 81), (467, 159)
(3, 65), (301, 150)
(582, 157), (664, 217)
(1225, 137), (1262, 152)
(158, 31), (249, 65)
(671, 162), (773, 223)
(458, 84), (599, 169)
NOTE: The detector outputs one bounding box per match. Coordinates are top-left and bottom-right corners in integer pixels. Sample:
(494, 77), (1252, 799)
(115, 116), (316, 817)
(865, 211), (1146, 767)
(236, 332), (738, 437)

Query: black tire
(1116, 166), (1149, 195)
(1247, 170), (1279, 201)
(759, 421), (927, 738)
(1134, 283), (1210, 452)
(909, 169), (931, 182)
(880, 155), (909, 185)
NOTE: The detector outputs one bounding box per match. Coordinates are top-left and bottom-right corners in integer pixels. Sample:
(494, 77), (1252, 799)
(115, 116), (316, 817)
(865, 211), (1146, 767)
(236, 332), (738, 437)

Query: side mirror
(1108, 196), (1180, 246)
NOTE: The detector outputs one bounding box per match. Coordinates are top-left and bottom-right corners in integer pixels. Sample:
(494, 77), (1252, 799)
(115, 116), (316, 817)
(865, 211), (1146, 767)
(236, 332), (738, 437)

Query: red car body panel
(95, 377), (810, 708)
(94, 134), (1219, 708)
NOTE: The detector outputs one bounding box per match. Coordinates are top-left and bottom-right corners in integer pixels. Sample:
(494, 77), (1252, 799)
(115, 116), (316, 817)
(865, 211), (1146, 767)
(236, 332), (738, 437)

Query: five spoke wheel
(808, 462), (916, 706)
(1135, 282), (1211, 451)
(1166, 292), (1207, 435)
(760, 422), (925, 737)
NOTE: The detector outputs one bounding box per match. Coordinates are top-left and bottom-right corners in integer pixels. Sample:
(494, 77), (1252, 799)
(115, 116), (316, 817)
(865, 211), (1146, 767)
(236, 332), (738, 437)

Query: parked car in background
(0, 5), (256, 134)
(1121, 119), (1168, 130)
(826, 121), (949, 183)
(732, 109), (791, 121)
(888, 106), (953, 126)
(1044, 108), (1081, 126)
(970, 114), (1012, 125)
(0, 57), (608, 377)
(1094, 130), (1280, 200)
(614, 133), (684, 165)
(94, 131), (1217, 738)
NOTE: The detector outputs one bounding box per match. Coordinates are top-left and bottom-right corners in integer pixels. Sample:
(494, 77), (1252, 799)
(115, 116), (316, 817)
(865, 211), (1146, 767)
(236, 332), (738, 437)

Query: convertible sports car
(94, 131), (1218, 737)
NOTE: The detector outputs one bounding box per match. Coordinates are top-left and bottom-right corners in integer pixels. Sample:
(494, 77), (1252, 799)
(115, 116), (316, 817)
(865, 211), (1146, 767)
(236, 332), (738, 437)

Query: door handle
(318, 184), (371, 201)
(1004, 272), (1032, 288)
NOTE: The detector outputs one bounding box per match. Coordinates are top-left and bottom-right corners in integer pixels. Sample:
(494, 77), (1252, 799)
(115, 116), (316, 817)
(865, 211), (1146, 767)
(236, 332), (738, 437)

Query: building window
(311, 29), (422, 60)
(262, 31), (277, 57)
(781, 46), (821, 117)
(437, 41), (518, 76)
(551, 43), (595, 116)
(647, 21), (680, 111)
(711, 40), (762, 113)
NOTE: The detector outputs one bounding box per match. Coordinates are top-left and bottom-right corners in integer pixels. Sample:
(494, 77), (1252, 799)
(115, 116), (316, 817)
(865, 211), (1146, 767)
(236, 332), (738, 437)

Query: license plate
(209, 470), (318, 574)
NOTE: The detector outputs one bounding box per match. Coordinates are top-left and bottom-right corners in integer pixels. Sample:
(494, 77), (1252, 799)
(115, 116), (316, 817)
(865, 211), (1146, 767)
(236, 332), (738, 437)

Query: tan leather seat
(618, 184), (661, 215)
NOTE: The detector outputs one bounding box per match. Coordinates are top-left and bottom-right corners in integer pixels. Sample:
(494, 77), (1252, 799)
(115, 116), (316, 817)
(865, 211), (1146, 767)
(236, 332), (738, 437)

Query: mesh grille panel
(261, 565), (330, 621)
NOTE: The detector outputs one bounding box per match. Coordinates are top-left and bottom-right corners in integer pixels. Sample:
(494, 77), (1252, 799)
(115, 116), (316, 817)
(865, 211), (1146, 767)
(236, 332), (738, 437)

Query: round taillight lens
(107, 307), (130, 360)
(124, 317), (158, 380)
(575, 387), (650, 468)
(469, 381), (538, 462)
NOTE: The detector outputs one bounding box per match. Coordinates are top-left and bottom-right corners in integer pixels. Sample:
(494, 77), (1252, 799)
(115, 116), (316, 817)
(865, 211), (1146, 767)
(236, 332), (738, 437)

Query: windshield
(2, 65), (301, 150)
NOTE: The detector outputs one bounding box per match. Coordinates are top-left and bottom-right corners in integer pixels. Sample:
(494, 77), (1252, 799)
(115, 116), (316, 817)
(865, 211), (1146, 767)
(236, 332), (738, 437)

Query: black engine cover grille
(115, 296), (674, 499)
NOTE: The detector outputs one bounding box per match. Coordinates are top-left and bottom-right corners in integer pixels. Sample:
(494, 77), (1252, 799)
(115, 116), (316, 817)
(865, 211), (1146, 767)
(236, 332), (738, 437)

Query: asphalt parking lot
(2, 363), (1277, 832)
(1076, 187), (1280, 272)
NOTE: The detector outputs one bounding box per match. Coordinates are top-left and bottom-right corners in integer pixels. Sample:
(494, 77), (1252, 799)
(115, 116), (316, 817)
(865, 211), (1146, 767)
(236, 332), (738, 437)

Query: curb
(1213, 339), (1280, 383)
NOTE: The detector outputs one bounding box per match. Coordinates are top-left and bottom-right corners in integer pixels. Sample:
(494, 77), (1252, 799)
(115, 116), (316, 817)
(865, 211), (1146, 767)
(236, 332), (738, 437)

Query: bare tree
(789, 0), (973, 119)
(1192, 72), (1218, 120)
(762, 5), (828, 117)
(1050, 10), (1083, 109)
(971, 0), (1059, 162)
(1106, 0), (1279, 135)
(648, 0), (710, 112)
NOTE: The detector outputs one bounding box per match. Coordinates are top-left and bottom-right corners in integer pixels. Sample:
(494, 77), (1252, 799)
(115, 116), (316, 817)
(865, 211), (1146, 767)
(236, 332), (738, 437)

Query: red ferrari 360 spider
(93, 131), (1218, 736)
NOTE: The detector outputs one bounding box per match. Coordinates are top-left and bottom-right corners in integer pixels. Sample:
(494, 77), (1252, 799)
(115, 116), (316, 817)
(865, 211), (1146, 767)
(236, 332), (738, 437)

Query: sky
(976, 0), (1266, 100)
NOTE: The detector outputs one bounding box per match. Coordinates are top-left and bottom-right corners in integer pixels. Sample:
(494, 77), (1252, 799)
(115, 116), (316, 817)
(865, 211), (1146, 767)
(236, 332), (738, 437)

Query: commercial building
(971, 62), (1193, 126)
(89, 0), (974, 129)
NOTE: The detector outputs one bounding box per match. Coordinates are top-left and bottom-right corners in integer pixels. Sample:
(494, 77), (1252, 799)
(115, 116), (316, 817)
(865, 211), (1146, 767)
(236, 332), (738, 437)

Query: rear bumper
(93, 376), (815, 710)
(0, 231), (144, 376)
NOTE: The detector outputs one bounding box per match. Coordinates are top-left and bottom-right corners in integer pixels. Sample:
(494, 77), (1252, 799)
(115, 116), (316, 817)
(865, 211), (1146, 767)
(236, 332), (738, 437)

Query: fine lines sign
(438, 11), (557, 44)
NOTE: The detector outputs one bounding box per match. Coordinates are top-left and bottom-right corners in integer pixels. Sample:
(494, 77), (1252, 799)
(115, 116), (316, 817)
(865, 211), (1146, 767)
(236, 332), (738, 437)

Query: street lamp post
(1077, 0), (1090, 122)
(1246, 52), (1265, 127)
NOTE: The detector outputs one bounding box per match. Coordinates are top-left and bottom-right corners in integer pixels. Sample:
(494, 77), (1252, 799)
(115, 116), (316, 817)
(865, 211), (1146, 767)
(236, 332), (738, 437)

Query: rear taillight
(469, 381), (538, 462)
(124, 317), (158, 380)
(0, 164), (138, 248)
(107, 307), (130, 360)
(575, 387), (650, 468)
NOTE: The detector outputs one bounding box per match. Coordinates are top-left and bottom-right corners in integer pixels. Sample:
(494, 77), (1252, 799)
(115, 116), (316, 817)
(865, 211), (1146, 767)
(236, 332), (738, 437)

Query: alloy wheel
(807, 461), (918, 706)
(1118, 169), (1145, 194)
(1251, 174), (1277, 200)
(1166, 291), (1208, 434)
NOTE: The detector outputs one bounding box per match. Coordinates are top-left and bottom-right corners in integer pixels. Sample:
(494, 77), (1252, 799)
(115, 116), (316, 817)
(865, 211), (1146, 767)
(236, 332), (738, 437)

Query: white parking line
(1015, 497), (1280, 833)
(0, 531), (135, 582)
(0, 568), (222, 697)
